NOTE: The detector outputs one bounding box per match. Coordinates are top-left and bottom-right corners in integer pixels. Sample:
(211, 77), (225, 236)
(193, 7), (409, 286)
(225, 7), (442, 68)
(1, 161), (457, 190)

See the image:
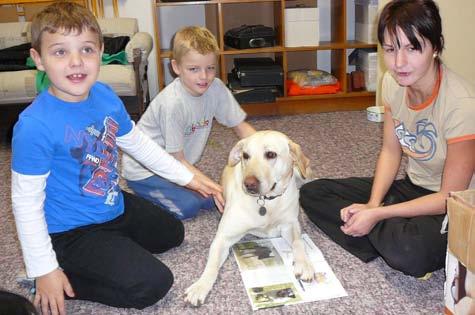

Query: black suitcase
(227, 73), (281, 104)
(232, 57), (284, 87)
(224, 25), (276, 49)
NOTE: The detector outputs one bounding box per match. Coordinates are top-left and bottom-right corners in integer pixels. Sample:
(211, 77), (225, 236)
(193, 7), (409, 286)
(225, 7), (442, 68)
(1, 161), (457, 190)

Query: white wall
(437, 0), (475, 84)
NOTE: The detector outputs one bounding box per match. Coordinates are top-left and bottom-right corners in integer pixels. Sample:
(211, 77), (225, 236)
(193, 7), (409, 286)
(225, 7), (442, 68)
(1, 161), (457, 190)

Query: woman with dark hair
(300, 0), (475, 278)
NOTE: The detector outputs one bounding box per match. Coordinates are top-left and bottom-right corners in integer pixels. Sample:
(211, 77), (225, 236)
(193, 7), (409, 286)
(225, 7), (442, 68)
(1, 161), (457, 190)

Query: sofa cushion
(0, 22), (31, 49)
(0, 70), (36, 104)
(0, 19), (138, 49)
(97, 64), (136, 96)
(0, 18), (148, 108)
(97, 18), (138, 38)
(0, 64), (137, 105)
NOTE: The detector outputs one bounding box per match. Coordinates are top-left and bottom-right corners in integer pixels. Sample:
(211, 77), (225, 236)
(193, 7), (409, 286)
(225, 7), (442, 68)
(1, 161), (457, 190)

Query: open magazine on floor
(232, 234), (347, 310)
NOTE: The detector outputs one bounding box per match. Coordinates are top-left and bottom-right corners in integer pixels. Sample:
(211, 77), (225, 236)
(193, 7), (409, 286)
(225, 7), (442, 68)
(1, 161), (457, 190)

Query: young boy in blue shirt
(11, 3), (223, 314)
(122, 26), (256, 219)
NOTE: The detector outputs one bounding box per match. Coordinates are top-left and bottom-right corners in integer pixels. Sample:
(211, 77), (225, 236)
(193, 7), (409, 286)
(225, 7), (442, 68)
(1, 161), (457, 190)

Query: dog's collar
(261, 193), (283, 201)
(256, 176), (293, 216)
(256, 192), (284, 216)
(260, 182), (284, 201)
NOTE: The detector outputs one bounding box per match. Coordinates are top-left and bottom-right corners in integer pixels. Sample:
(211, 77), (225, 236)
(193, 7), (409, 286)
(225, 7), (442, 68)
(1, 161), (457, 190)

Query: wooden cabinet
(151, 0), (377, 116)
(0, 1), (115, 22)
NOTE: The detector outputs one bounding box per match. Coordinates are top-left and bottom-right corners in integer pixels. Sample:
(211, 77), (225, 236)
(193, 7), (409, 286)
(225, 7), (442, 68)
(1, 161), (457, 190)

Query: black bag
(224, 25), (276, 49)
(232, 58), (283, 87)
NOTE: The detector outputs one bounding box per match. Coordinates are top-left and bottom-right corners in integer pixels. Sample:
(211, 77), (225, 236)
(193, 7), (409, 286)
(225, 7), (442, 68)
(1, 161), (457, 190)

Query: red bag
(287, 80), (340, 96)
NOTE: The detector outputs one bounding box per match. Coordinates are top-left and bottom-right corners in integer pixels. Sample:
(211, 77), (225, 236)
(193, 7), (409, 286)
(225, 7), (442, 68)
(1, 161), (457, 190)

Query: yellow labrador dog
(185, 130), (315, 306)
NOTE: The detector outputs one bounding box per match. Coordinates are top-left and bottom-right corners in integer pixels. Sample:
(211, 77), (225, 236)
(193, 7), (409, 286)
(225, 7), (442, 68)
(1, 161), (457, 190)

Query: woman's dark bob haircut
(377, 0), (444, 54)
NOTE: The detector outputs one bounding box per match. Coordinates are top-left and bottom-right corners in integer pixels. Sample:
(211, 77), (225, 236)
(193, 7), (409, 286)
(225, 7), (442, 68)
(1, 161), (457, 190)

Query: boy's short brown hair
(172, 26), (219, 64)
(31, 1), (103, 53)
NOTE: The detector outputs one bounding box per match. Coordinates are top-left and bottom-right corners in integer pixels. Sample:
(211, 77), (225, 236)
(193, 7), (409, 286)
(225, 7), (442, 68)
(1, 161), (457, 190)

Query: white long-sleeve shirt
(12, 125), (193, 278)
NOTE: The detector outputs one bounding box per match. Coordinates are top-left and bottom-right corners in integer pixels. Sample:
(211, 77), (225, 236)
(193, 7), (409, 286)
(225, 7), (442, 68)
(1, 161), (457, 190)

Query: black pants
(50, 191), (184, 309)
(299, 177), (447, 277)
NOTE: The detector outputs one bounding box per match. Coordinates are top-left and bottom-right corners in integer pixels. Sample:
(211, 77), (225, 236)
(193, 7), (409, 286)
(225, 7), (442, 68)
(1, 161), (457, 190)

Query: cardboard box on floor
(444, 189), (475, 315)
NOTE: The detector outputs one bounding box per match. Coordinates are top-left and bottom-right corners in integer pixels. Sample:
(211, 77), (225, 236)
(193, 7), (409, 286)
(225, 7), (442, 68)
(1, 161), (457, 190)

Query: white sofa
(0, 17), (152, 120)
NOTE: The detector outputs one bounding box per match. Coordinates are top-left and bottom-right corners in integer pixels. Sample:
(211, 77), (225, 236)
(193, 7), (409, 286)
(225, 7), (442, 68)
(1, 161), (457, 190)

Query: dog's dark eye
(265, 151), (277, 159)
(242, 152), (250, 160)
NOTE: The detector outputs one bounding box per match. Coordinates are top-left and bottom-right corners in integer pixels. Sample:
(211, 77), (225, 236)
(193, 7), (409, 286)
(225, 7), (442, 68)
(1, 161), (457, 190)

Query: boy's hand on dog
(213, 195), (224, 213)
(186, 175), (225, 212)
(35, 268), (74, 315)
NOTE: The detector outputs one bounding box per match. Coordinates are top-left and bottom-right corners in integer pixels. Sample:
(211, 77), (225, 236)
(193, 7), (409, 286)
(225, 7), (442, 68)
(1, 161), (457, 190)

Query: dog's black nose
(244, 176), (260, 194)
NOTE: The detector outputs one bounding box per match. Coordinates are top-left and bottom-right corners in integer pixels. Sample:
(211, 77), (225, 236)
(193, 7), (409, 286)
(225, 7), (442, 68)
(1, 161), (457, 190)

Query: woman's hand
(340, 203), (380, 237)
(340, 203), (369, 223)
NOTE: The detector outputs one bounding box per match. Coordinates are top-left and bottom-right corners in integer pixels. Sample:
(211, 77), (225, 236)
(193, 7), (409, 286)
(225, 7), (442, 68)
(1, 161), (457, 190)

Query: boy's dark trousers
(50, 191), (184, 309)
(299, 176), (447, 277)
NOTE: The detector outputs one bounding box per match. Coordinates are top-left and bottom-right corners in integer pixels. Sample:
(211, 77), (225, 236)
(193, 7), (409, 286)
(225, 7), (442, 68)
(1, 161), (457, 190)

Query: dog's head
(227, 130), (312, 196)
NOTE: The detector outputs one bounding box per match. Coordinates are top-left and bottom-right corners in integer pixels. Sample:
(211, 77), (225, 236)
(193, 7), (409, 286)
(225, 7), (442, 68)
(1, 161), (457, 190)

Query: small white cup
(366, 106), (385, 122)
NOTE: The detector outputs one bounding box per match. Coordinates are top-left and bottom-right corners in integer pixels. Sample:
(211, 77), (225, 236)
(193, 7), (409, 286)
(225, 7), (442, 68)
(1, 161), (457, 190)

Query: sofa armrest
(125, 32), (153, 63)
(129, 47), (150, 117)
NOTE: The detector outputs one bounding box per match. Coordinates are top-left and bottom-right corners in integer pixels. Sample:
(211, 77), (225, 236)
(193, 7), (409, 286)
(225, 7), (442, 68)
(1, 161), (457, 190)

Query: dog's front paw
(294, 259), (315, 282)
(184, 278), (214, 306)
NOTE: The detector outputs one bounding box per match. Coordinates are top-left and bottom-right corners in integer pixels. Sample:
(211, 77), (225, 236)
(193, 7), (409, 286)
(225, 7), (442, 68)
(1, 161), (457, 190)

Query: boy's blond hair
(172, 26), (219, 64)
(31, 1), (103, 53)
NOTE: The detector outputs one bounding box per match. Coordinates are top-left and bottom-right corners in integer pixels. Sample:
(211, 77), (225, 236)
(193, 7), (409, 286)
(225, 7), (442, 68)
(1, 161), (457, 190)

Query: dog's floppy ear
(289, 140), (312, 179)
(227, 139), (245, 166)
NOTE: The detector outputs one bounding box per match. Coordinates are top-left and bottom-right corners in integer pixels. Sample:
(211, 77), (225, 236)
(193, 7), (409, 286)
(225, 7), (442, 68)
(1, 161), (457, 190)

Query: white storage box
(351, 48), (377, 91)
(285, 7), (319, 47)
(357, 49), (377, 69)
(355, 0), (378, 43)
(357, 65), (377, 92)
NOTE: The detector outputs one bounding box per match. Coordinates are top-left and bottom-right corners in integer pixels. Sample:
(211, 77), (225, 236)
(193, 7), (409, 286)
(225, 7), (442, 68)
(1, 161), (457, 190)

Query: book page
(232, 234), (347, 310)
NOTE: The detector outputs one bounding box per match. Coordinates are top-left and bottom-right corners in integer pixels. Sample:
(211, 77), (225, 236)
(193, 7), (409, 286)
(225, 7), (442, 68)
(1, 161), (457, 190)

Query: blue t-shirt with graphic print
(12, 82), (133, 233)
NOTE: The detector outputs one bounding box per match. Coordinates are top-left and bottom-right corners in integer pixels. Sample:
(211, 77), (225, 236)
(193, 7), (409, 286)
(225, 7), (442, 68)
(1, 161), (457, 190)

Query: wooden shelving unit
(0, 1), (115, 21)
(151, 0), (377, 116)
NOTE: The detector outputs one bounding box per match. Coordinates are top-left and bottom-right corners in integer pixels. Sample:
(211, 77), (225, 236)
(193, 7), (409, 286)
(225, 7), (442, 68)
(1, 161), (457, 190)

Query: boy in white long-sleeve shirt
(11, 3), (223, 314)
